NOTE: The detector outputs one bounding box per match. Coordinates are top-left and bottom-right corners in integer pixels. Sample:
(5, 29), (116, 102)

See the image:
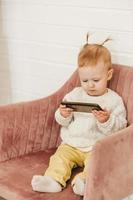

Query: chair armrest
(0, 94), (61, 162)
(84, 124), (133, 200)
(0, 70), (79, 162)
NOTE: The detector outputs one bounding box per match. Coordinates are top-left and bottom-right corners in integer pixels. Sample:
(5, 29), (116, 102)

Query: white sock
(31, 175), (62, 193)
(72, 177), (85, 196)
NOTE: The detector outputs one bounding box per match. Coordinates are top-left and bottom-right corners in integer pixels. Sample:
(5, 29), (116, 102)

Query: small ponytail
(86, 32), (89, 44)
(85, 32), (111, 46)
(100, 37), (112, 46)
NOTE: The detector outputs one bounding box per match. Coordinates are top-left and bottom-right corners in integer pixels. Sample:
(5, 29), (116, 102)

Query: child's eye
(94, 80), (99, 82)
(82, 80), (88, 82)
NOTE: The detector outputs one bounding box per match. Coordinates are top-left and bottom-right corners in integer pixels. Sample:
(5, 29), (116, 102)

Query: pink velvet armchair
(0, 64), (133, 200)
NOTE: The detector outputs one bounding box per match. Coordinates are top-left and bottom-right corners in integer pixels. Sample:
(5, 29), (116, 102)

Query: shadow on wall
(0, 2), (12, 105)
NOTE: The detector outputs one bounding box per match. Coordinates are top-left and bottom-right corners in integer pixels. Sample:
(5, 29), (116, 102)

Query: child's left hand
(92, 109), (110, 123)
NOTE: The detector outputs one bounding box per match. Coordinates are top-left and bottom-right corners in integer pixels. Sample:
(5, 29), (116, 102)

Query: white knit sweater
(55, 87), (127, 152)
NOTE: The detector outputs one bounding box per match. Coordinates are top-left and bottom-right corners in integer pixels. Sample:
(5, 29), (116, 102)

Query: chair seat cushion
(0, 149), (82, 200)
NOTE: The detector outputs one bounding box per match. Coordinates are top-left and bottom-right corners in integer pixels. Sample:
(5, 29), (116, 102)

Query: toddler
(31, 34), (127, 196)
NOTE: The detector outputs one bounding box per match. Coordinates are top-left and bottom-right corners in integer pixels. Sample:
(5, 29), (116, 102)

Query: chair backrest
(108, 64), (133, 125)
(57, 64), (133, 126)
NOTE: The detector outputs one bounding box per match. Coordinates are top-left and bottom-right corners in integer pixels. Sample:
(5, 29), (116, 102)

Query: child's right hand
(59, 104), (73, 118)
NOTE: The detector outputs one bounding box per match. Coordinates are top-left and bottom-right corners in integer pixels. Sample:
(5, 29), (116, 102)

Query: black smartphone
(61, 101), (103, 113)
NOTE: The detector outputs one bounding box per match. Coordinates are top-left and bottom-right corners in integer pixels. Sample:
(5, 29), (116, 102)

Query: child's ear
(107, 68), (114, 80)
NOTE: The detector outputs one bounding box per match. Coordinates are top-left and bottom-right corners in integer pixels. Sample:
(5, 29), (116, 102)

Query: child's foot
(31, 175), (62, 193)
(71, 177), (85, 196)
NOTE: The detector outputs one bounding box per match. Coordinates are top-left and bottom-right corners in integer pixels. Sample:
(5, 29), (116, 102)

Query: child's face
(78, 61), (113, 96)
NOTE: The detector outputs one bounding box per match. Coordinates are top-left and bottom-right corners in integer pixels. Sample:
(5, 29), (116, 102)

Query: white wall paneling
(0, 0), (133, 104)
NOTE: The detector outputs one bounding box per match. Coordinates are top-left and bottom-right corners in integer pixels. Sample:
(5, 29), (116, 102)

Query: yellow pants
(44, 144), (91, 187)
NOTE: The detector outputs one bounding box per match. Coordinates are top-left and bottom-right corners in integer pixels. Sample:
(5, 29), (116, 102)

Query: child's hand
(59, 104), (73, 118)
(92, 109), (110, 123)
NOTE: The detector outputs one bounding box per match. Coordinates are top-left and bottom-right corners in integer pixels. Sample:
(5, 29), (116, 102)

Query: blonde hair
(78, 33), (112, 69)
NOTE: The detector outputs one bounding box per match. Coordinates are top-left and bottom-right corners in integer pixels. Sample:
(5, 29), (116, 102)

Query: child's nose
(88, 81), (94, 88)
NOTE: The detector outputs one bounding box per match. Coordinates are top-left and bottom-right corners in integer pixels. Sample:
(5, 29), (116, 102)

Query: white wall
(0, 0), (133, 104)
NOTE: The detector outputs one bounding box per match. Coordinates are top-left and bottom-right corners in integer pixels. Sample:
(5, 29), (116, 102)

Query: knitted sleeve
(54, 88), (78, 127)
(55, 109), (73, 127)
(96, 98), (127, 135)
